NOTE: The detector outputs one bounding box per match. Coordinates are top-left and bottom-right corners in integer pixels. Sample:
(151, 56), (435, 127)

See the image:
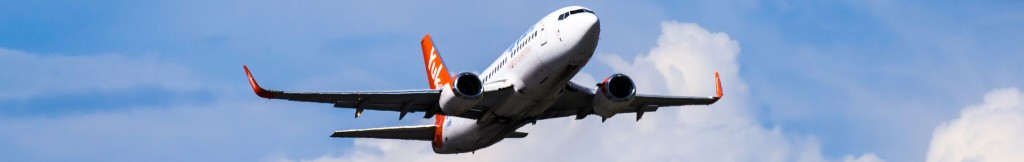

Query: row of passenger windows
(487, 29), (540, 81)
(486, 21), (552, 82)
(485, 58), (505, 81)
(513, 31), (538, 56)
(557, 9), (594, 20)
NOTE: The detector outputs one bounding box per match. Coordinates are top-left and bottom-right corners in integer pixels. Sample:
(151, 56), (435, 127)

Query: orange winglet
(714, 72), (723, 98)
(243, 65), (276, 98)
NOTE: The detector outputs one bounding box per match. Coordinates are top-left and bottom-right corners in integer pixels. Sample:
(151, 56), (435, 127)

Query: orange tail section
(422, 34), (452, 149)
(421, 34), (453, 90)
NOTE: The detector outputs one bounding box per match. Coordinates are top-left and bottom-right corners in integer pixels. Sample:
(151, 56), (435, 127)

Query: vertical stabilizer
(421, 34), (453, 90)
(421, 34), (452, 149)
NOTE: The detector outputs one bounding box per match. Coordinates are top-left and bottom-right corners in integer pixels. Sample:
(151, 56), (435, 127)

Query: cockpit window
(570, 9), (583, 15)
(558, 9), (594, 21)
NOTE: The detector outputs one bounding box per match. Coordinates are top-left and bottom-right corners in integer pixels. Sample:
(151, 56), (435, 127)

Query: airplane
(243, 6), (722, 154)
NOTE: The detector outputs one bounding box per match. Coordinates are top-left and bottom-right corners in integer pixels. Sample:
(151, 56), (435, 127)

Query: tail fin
(422, 34), (451, 141)
(421, 34), (453, 90)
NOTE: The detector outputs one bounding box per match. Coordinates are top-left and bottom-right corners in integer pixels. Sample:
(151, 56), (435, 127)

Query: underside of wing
(330, 125), (528, 140)
(629, 94), (719, 108)
(538, 72), (723, 121)
(629, 72), (723, 109)
(243, 65), (514, 120)
(331, 125), (436, 141)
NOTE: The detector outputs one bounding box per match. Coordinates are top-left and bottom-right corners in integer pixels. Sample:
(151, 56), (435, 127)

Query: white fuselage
(434, 6), (600, 154)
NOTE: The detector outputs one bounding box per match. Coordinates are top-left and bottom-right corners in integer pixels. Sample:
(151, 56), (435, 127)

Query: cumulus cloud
(926, 87), (1024, 162)
(294, 22), (880, 162)
(0, 48), (198, 100)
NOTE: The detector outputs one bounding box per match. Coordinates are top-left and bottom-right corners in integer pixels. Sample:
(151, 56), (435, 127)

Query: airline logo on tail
(421, 34), (452, 90)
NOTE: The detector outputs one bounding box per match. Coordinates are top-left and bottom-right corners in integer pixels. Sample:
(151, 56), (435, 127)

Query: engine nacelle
(593, 74), (636, 118)
(439, 72), (484, 115)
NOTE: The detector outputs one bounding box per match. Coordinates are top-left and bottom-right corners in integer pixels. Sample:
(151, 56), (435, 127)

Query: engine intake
(439, 72), (484, 115)
(593, 74), (636, 118)
(452, 72), (483, 97)
(602, 74), (636, 100)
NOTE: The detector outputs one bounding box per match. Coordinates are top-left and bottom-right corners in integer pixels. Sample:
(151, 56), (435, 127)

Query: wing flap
(330, 125), (436, 141)
(630, 94), (718, 107)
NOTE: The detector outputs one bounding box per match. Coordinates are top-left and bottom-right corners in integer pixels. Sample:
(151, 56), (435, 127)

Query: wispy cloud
(0, 93), (364, 161)
(0, 48), (198, 100)
(0, 48), (361, 161)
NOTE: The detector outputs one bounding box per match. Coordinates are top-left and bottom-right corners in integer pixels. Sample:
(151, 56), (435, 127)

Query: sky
(1, 0), (1022, 162)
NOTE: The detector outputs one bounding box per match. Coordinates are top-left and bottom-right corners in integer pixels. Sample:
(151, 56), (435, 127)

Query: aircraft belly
(491, 42), (591, 120)
(435, 121), (525, 154)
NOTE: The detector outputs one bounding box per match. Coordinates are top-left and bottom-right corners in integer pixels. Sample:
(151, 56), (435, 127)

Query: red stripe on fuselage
(432, 114), (446, 148)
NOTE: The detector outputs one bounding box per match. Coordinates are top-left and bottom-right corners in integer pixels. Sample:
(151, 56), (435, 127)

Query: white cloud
(844, 154), (885, 162)
(570, 72), (598, 88)
(0, 48), (198, 100)
(926, 87), (1024, 162)
(295, 21), (879, 162)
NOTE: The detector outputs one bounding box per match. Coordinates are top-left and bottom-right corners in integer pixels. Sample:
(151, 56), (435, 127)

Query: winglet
(714, 72), (723, 99)
(243, 65), (276, 98)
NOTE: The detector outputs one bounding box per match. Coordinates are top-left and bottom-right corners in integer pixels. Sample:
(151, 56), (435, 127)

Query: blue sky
(1, 0), (1022, 161)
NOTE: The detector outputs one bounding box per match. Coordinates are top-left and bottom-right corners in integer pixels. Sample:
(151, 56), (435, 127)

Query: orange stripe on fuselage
(432, 114), (446, 148)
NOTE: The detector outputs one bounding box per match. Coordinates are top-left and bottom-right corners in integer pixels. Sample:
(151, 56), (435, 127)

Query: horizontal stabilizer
(331, 125), (435, 141)
(507, 131), (528, 138)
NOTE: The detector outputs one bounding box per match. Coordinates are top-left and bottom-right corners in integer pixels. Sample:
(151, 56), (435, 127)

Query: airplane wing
(330, 125), (527, 140)
(537, 73), (723, 121)
(244, 65), (513, 119)
(331, 125), (436, 141)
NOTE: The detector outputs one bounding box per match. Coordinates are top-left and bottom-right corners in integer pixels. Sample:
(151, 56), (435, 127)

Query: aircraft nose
(541, 11), (599, 69)
(572, 13), (600, 42)
(553, 12), (599, 52)
(536, 9), (601, 71)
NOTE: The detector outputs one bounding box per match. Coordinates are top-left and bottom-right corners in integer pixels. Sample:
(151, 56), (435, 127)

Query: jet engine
(439, 72), (484, 115)
(593, 74), (636, 118)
